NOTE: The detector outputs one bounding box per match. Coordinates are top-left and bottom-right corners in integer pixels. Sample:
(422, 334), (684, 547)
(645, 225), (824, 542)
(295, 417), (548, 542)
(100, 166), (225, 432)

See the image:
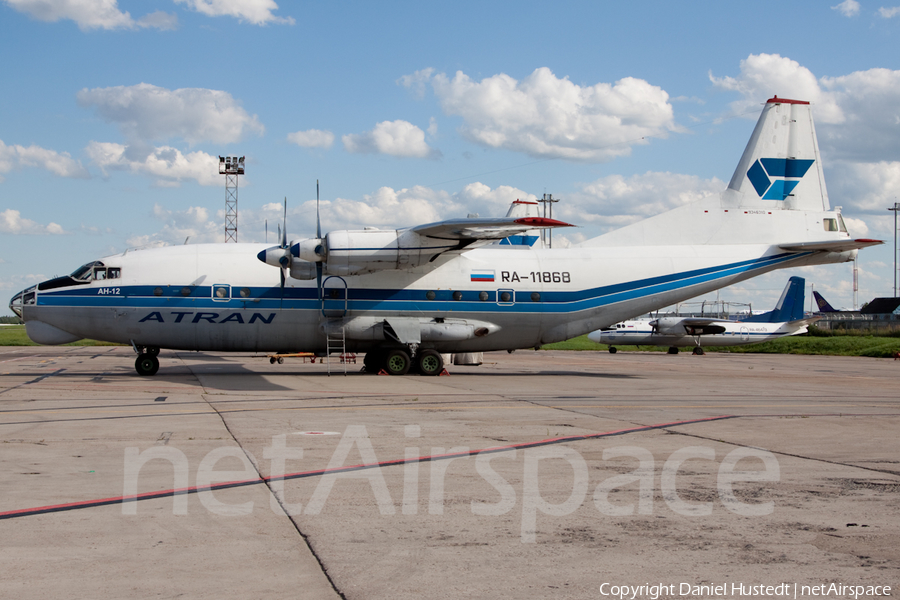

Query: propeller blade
(281, 197), (288, 248)
(316, 180), (321, 239)
(316, 262), (323, 303)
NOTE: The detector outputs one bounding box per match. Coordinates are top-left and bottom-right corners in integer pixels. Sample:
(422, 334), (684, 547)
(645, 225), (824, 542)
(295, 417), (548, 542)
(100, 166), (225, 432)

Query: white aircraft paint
(9, 97), (881, 375)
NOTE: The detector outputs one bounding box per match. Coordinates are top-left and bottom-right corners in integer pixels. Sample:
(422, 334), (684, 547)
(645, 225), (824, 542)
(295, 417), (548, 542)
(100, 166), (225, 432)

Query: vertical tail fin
(723, 97), (829, 212)
(812, 290), (838, 312)
(743, 276), (806, 322)
(500, 199), (542, 247)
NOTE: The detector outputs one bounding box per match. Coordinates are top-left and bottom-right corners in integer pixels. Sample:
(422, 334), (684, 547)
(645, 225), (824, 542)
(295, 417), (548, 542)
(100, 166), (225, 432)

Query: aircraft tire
(692, 347), (705, 356)
(384, 349), (411, 376)
(417, 349), (443, 376)
(135, 353), (159, 376)
(667, 347), (679, 355)
(147, 346), (160, 357)
(363, 350), (386, 373)
(608, 346), (617, 354)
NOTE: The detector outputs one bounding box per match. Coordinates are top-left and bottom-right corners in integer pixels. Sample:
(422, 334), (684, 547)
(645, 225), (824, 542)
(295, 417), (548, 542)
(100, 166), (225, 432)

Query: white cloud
(270, 183), (533, 236)
(126, 204), (222, 247)
(570, 171), (725, 234)
(4, 0), (177, 30)
(0, 273), (48, 292)
(173, 0), (294, 25)
(878, 6), (900, 17)
(0, 139), (89, 180)
(136, 10), (178, 30)
(832, 0), (861, 16)
(343, 120), (440, 159)
(86, 141), (221, 186)
(76, 83), (264, 144)
(287, 129), (335, 149)
(0, 209), (66, 235)
(711, 53), (900, 162)
(828, 161), (900, 213)
(410, 67), (674, 162)
(398, 68), (435, 99)
(840, 215), (870, 237)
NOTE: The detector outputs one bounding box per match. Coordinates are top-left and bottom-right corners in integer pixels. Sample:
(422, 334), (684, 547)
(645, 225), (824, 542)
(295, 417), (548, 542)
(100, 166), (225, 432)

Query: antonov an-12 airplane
(588, 276), (817, 355)
(9, 97), (882, 376)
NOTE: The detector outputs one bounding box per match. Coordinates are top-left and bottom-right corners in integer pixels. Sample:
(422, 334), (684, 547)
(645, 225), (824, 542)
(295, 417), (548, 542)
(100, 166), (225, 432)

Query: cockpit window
(71, 261), (104, 281)
(823, 218), (838, 232)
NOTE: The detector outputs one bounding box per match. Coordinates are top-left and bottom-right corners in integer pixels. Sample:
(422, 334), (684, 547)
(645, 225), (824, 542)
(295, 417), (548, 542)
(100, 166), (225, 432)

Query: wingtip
(513, 217), (574, 228)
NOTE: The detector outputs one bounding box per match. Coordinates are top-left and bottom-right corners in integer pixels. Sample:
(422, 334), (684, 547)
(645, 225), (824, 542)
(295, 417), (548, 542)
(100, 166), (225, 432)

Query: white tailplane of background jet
(9, 97), (881, 376)
(588, 276), (816, 355)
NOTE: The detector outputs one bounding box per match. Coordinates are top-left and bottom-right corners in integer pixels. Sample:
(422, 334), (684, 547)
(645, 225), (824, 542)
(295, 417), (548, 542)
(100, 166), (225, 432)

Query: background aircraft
(9, 98), (880, 376)
(589, 276), (816, 355)
(813, 291), (839, 312)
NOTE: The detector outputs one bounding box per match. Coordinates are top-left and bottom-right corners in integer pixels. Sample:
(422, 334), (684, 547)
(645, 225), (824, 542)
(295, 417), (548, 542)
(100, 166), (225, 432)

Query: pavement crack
(665, 428), (900, 478)
(196, 374), (347, 600)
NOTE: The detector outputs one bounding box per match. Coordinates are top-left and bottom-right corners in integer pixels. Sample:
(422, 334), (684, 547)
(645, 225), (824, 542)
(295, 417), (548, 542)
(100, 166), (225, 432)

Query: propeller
(315, 181), (323, 303)
(278, 198), (289, 291)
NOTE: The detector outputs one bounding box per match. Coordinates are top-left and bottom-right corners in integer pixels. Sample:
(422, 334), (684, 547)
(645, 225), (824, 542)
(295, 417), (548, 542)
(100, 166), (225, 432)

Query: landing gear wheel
(363, 350), (387, 373)
(692, 347), (705, 355)
(384, 349), (411, 376)
(146, 346), (160, 357)
(417, 349), (443, 376)
(608, 346), (618, 354)
(135, 353), (159, 376)
(667, 347), (679, 355)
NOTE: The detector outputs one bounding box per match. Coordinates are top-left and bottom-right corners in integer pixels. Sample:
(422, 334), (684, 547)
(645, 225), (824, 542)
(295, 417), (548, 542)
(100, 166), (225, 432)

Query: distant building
(815, 297), (900, 332)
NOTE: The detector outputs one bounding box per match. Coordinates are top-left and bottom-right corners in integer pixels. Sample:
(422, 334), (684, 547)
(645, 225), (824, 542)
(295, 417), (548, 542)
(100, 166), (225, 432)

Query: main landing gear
(363, 347), (444, 376)
(133, 344), (161, 376)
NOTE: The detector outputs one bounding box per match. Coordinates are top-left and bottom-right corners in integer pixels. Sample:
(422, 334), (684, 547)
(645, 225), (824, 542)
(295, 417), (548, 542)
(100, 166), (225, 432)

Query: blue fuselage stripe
(35, 252), (810, 315)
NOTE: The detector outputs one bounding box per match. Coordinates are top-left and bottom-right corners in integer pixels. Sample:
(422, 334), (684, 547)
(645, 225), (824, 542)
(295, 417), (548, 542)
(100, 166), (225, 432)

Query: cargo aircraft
(9, 97), (882, 376)
(588, 276), (817, 355)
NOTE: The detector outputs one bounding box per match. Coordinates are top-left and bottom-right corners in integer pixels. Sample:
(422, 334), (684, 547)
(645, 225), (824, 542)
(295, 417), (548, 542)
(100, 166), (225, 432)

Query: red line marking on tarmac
(0, 415), (735, 520)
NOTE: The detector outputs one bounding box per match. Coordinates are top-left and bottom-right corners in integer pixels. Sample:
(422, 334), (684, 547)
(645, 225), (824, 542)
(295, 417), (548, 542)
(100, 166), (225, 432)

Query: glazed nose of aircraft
(9, 285), (36, 320)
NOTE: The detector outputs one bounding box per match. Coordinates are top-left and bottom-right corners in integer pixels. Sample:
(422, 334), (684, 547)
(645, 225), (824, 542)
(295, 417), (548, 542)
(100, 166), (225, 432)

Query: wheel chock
(439, 368), (450, 376)
(378, 369), (391, 376)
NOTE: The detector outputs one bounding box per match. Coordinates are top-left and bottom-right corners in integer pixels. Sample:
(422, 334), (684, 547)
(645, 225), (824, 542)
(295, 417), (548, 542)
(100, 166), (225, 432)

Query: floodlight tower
(219, 156), (245, 242)
(889, 201), (899, 297)
(538, 193), (560, 248)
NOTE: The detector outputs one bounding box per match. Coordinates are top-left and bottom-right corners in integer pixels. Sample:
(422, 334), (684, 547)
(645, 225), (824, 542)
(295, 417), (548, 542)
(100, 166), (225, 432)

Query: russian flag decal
(470, 271), (495, 282)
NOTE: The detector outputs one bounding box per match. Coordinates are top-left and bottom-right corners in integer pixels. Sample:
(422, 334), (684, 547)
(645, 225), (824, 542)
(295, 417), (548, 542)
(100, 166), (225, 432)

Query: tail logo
(746, 158), (814, 200)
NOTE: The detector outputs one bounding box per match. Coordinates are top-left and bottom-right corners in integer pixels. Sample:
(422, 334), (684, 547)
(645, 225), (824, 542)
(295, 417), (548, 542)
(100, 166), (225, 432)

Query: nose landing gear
(132, 343), (161, 376)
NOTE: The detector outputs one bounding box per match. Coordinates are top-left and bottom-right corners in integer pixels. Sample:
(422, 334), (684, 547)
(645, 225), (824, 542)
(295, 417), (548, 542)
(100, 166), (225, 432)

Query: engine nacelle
(289, 261), (317, 280)
(321, 229), (455, 276)
(650, 317), (687, 335)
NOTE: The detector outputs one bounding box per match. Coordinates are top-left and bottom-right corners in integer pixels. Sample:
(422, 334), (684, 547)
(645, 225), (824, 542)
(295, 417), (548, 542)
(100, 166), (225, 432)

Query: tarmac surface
(1, 346), (898, 599)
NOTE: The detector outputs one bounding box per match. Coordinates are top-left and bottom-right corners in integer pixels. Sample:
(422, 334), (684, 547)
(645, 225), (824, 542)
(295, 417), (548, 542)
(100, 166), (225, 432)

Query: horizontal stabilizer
(778, 239), (882, 253)
(411, 217), (573, 241)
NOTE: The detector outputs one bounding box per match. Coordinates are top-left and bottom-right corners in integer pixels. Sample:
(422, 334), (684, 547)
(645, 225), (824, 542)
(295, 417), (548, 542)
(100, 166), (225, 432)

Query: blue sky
(2, 0), (900, 315)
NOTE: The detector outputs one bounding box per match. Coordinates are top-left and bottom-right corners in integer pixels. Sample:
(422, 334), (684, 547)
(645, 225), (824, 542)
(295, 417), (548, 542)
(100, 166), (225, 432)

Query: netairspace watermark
(123, 424), (782, 543)
(600, 582), (892, 599)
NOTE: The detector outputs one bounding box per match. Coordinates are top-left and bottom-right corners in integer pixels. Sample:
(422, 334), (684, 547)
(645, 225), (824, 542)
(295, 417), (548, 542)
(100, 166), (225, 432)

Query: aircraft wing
(651, 316), (727, 336)
(778, 239), (882, 253)
(678, 317), (727, 335)
(410, 217), (573, 241)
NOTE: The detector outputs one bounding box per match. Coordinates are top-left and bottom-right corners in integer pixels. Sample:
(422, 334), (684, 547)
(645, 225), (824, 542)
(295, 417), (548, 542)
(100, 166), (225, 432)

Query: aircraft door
(740, 326), (750, 342)
(322, 276), (348, 318)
